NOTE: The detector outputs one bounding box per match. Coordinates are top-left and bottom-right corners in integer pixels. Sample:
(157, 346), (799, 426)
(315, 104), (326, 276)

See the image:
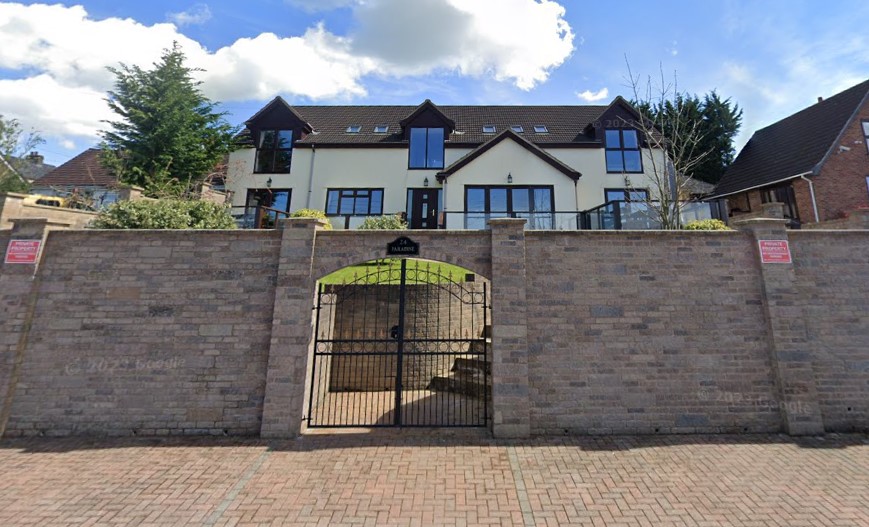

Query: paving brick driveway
(0, 432), (866, 526)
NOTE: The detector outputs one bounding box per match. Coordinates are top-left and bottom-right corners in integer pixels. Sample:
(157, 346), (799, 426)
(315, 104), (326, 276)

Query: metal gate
(307, 259), (490, 427)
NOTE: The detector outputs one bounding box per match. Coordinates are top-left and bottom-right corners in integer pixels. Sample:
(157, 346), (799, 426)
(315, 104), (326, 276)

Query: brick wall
(3, 229), (280, 437)
(814, 100), (869, 220)
(524, 231), (781, 434)
(790, 231), (869, 431)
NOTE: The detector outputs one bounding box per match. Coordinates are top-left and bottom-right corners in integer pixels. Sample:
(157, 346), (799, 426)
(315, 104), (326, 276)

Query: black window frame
(255, 129), (293, 174)
(862, 120), (869, 154)
(464, 185), (555, 229)
(604, 188), (650, 203)
(605, 128), (643, 173)
(325, 188), (384, 216)
(244, 188), (292, 228)
(408, 127), (445, 169)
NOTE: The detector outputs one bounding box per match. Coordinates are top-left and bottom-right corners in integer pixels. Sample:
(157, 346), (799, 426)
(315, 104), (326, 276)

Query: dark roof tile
(34, 149), (117, 188)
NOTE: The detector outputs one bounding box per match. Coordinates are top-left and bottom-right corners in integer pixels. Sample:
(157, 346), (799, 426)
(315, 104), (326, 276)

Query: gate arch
(306, 257), (491, 428)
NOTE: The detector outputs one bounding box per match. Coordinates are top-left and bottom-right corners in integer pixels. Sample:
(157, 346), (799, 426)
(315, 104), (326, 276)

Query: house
(16, 151), (56, 182)
(226, 97), (716, 229)
(31, 148), (122, 208)
(712, 78), (869, 227)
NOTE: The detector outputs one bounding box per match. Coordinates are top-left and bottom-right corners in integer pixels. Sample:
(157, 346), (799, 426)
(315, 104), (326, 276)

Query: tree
(100, 43), (237, 197)
(89, 199), (236, 229)
(0, 115), (44, 193)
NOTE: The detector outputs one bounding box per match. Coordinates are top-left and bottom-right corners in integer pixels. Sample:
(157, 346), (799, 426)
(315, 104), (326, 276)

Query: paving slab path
(0, 432), (866, 526)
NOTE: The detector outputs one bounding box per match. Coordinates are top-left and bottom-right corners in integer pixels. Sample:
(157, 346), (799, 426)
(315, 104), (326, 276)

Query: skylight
(374, 125), (389, 133)
(534, 125), (548, 133)
(346, 125), (362, 133)
(511, 125), (524, 133)
(482, 125), (496, 133)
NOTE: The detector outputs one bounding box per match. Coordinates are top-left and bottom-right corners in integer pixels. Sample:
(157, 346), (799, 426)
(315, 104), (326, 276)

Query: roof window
(482, 125), (496, 134)
(346, 125), (362, 133)
(533, 125), (548, 133)
(373, 125), (389, 133)
(511, 125), (524, 133)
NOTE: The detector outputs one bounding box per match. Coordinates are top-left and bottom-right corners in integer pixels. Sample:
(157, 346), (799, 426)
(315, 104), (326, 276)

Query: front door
(407, 189), (440, 229)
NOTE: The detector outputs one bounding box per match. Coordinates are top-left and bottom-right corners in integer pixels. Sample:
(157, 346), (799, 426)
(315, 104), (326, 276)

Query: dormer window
(605, 128), (642, 173)
(255, 129), (293, 173)
(511, 125), (524, 133)
(482, 125), (496, 134)
(408, 127), (445, 169)
(533, 125), (548, 133)
(346, 125), (362, 133)
(374, 124), (389, 134)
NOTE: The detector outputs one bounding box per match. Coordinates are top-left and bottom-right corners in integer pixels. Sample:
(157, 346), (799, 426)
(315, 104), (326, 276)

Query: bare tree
(0, 114), (44, 193)
(622, 59), (710, 229)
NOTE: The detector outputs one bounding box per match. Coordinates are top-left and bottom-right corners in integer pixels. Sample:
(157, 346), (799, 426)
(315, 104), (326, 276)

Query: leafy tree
(89, 199), (236, 229)
(100, 43), (237, 197)
(0, 114), (44, 193)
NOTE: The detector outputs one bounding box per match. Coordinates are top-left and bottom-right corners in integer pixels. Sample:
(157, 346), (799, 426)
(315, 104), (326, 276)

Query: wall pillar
(736, 218), (825, 435)
(489, 218), (531, 438)
(260, 218), (325, 438)
(0, 219), (51, 437)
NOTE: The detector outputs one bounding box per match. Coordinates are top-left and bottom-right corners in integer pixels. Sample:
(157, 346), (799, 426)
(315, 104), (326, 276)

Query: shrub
(89, 199), (236, 229)
(682, 219), (730, 231)
(358, 214), (408, 230)
(289, 208), (332, 229)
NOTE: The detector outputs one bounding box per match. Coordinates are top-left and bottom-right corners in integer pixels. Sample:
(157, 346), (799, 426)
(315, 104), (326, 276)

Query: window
(325, 188), (384, 216)
(482, 125), (496, 134)
(346, 125), (361, 133)
(465, 185), (553, 229)
(862, 121), (869, 154)
(533, 125), (548, 133)
(511, 125), (524, 133)
(244, 188), (291, 228)
(374, 125), (389, 134)
(605, 128), (642, 173)
(605, 188), (649, 203)
(255, 129), (293, 173)
(408, 127), (445, 169)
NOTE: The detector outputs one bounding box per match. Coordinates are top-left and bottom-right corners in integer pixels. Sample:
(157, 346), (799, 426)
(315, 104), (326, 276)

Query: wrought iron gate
(307, 259), (490, 427)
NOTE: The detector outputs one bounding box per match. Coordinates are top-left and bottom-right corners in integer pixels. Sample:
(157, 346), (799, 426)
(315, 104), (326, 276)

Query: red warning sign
(4, 240), (42, 264)
(758, 240), (792, 264)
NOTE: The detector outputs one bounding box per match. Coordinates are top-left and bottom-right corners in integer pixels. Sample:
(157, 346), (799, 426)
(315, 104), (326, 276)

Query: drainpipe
(305, 144), (316, 209)
(799, 174), (820, 223)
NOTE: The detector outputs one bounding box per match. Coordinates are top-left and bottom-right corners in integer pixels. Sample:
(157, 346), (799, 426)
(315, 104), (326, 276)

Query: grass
(319, 258), (475, 285)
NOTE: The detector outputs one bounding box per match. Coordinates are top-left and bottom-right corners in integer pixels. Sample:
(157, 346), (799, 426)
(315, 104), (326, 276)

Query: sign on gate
(758, 240), (792, 264)
(4, 239), (42, 264)
(387, 236), (419, 256)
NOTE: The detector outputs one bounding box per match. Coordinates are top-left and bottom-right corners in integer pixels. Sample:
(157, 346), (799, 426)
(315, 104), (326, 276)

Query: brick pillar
(489, 218), (531, 438)
(260, 218), (326, 438)
(736, 218), (825, 435)
(0, 219), (50, 437)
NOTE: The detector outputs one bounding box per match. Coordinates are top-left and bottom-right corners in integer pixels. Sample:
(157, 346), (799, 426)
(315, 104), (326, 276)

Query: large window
(256, 129), (293, 173)
(409, 127), (445, 169)
(325, 188), (384, 216)
(605, 188), (649, 203)
(605, 129), (642, 173)
(465, 186), (553, 229)
(244, 188), (291, 228)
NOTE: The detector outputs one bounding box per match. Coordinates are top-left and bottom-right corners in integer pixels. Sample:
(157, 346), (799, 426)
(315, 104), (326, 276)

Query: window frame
(511, 125), (524, 133)
(464, 185), (555, 229)
(862, 120), (869, 154)
(373, 124), (389, 134)
(408, 127), (445, 169)
(244, 188), (292, 228)
(760, 183), (799, 221)
(325, 188), (384, 217)
(533, 125), (548, 133)
(254, 129), (293, 174)
(605, 128), (644, 173)
(604, 188), (650, 203)
(482, 125), (496, 134)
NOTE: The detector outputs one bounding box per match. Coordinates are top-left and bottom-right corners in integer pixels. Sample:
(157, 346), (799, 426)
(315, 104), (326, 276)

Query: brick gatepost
(489, 218), (532, 438)
(735, 217), (825, 435)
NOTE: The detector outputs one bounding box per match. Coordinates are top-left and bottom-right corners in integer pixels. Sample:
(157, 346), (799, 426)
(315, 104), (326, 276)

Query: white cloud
(285, 0), (360, 13)
(576, 87), (608, 102)
(0, 1), (574, 146)
(60, 139), (76, 150)
(167, 4), (212, 27)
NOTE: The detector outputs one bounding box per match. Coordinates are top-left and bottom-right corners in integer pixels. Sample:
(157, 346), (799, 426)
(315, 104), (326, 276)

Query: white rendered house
(226, 97), (701, 229)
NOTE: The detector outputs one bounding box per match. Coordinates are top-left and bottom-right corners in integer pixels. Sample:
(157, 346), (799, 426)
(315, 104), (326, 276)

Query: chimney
(817, 96), (824, 103)
(27, 151), (44, 165)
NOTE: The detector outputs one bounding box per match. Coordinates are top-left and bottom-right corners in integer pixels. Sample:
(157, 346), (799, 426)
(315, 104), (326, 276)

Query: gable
(244, 97), (312, 147)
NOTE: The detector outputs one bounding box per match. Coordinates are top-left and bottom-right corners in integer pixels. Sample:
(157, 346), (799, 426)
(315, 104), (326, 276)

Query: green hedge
(682, 219), (730, 231)
(89, 199), (236, 229)
(357, 214), (408, 230)
(289, 208), (332, 229)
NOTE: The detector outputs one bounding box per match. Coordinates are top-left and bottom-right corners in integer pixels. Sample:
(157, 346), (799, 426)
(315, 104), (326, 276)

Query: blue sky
(1, 0), (867, 166)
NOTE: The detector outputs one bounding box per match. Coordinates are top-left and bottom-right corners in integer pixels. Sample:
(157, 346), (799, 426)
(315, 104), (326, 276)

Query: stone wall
(0, 192), (98, 229)
(2, 227), (280, 436)
(790, 231), (869, 432)
(524, 231), (780, 434)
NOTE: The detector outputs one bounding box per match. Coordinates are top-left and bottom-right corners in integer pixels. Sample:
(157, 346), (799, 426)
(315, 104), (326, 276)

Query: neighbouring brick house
(712, 78), (869, 227)
(31, 148), (121, 208)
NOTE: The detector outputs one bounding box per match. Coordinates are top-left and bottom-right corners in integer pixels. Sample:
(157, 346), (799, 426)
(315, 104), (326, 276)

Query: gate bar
(394, 258), (407, 425)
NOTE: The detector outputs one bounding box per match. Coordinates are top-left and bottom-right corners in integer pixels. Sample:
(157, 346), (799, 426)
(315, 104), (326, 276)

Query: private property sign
(758, 240), (792, 264)
(4, 239), (42, 264)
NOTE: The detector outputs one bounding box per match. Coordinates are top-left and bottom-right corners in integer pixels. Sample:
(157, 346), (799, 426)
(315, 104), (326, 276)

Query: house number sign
(387, 236), (419, 256)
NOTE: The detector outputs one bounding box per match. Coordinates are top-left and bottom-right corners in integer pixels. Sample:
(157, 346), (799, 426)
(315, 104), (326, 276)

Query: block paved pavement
(0, 431), (866, 526)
